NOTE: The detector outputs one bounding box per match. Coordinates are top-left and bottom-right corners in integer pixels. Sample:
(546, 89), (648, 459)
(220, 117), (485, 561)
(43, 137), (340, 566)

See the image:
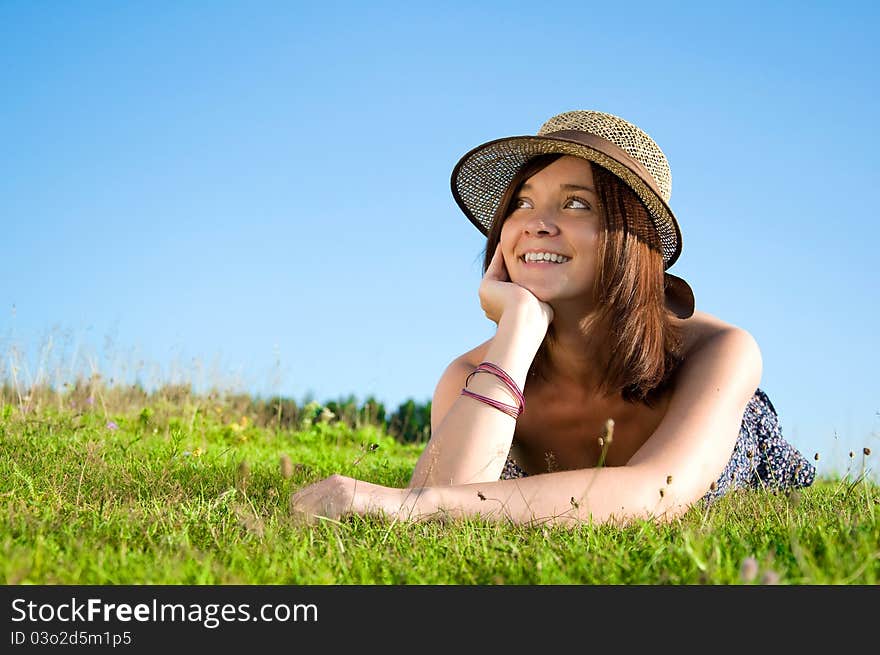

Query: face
(500, 155), (602, 305)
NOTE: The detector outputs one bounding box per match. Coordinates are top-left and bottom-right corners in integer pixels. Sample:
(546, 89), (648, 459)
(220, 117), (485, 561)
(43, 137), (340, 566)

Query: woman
(290, 110), (815, 527)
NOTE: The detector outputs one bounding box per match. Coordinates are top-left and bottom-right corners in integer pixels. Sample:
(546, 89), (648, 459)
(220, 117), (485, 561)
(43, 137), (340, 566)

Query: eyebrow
(519, 182), (596, 194)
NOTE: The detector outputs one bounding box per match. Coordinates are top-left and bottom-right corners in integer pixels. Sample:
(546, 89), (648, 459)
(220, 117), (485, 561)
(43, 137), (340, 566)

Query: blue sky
(2, 1), (878, 477)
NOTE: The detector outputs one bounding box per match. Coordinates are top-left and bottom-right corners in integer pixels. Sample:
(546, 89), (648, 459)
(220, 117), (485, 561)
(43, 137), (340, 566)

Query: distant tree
(388, 398), (432, 443)
(360, 395), (386, 428)
(325, 394), (360, 427)
(256, 396), (299, 429)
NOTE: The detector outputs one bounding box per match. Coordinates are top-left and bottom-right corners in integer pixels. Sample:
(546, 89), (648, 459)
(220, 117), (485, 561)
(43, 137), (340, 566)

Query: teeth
(523, 252), (570, 263)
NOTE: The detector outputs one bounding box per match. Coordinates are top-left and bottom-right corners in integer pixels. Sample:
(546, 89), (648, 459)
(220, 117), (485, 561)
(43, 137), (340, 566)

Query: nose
(524, 212), (559, 236)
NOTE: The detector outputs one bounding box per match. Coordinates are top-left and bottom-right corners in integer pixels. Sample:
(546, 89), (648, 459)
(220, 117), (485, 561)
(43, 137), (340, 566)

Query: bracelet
(460, 388), (521, 419)
(465, 361), (525, 413)
(461, 361), (525, 419)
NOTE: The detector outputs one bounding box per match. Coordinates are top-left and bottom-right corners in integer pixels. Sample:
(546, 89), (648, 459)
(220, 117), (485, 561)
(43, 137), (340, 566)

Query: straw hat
(451, 110), (695, 319)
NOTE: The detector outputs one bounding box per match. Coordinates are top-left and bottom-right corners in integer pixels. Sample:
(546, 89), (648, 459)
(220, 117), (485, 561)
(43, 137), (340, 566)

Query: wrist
(486, 309), (548, 384)
(353, 482), (436, 521)
(500, 301), (551, 341)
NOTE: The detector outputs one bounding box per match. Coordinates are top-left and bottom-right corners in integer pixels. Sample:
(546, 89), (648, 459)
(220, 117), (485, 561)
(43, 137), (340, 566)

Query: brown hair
(482, 154), (683, 405)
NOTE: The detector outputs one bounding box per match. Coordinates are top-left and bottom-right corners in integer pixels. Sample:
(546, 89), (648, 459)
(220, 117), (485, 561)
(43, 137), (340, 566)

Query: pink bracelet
(460, 388), (520, 419)
(466, 362), (525, 410)
(461, 361), (525, 419)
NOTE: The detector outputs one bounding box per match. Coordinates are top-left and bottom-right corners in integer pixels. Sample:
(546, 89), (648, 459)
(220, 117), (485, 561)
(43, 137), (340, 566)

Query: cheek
(499, 218), (516, 241)
(499, 220), (517, 255)
(578, 226), (601, 252)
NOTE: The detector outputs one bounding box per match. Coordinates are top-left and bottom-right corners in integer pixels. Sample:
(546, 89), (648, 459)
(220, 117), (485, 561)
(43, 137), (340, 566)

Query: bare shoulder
(429, 337), (494, 433)
(673, 312), (762, 404)
(461, 310), (751, 364)
(435, 335), (495, 385)
(453, 310), (752, 371)
(453, 337), (495, 370)
(674, 309), (749, 355)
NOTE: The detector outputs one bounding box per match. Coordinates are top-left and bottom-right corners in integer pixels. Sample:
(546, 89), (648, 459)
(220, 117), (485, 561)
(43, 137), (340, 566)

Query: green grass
(1, 394), (878, 584)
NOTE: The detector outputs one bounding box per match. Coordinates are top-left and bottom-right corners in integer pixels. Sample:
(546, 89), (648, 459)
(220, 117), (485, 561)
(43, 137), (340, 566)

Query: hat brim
(664, 272), (695, 319)
(451, 133), (682, 269)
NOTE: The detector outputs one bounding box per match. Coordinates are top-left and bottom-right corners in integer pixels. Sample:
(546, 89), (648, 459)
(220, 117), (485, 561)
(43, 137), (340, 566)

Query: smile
(520, 252), (571, 264)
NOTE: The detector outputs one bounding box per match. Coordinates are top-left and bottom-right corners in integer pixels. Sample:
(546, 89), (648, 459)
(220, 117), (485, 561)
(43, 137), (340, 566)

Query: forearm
(401, 465), (682, 527)
(409, 307), (547, 487)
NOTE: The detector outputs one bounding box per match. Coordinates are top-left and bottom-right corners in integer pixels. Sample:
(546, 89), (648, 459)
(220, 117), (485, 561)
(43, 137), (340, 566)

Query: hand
(289, 474), (405, 523)
(479, 242), (554, 326)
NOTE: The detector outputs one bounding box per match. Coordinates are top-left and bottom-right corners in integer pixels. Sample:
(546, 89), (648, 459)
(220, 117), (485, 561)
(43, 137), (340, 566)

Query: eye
(511, 197), (533, 210)
(564, 196), (591, 210)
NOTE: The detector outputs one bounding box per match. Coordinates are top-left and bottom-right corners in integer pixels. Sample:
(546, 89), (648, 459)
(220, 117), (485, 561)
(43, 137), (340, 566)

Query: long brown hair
(482, 154), (683, 405)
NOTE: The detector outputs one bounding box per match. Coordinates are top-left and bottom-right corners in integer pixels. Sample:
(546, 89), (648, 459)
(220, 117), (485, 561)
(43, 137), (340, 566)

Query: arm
(293, 328), (763, 527)
(412, 327), (763, 524)
(408, 241), (552, 487)
(408, 303), (548, 487)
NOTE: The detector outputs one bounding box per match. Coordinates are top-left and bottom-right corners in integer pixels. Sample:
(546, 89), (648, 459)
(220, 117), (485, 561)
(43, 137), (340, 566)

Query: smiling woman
(290, 109), (816, 527)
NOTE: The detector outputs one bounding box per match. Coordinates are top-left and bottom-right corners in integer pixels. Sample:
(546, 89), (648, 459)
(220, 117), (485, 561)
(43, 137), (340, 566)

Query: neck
(539, 301), (616, 397)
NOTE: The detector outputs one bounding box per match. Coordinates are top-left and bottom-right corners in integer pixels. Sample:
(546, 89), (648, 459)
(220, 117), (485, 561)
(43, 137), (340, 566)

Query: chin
(531, 290), (554, 303)
(519, 284), (555, 303)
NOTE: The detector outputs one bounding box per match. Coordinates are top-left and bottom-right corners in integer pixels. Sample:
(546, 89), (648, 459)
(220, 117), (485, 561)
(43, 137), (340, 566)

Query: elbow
(407, 472), (437, 489)
(737, 329), (763, 393)
(407, 461), (437, 489)
(408, 449), (459, 489)
(725, 327), (764, 393)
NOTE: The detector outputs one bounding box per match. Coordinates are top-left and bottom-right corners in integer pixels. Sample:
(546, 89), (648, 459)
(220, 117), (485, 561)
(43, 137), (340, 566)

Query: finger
(485, 243), (500, 273)
(486, 243), (508, 281)
(499, 251), (510, 282)
(289, 507), (319, 526)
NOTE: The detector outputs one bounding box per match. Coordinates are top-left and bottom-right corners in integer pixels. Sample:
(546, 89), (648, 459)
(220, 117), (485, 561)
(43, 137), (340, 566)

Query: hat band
(542, 130), (665, 201)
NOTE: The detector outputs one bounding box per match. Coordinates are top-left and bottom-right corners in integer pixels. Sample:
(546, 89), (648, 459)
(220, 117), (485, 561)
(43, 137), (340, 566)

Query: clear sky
(2, 1), (878, 478)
